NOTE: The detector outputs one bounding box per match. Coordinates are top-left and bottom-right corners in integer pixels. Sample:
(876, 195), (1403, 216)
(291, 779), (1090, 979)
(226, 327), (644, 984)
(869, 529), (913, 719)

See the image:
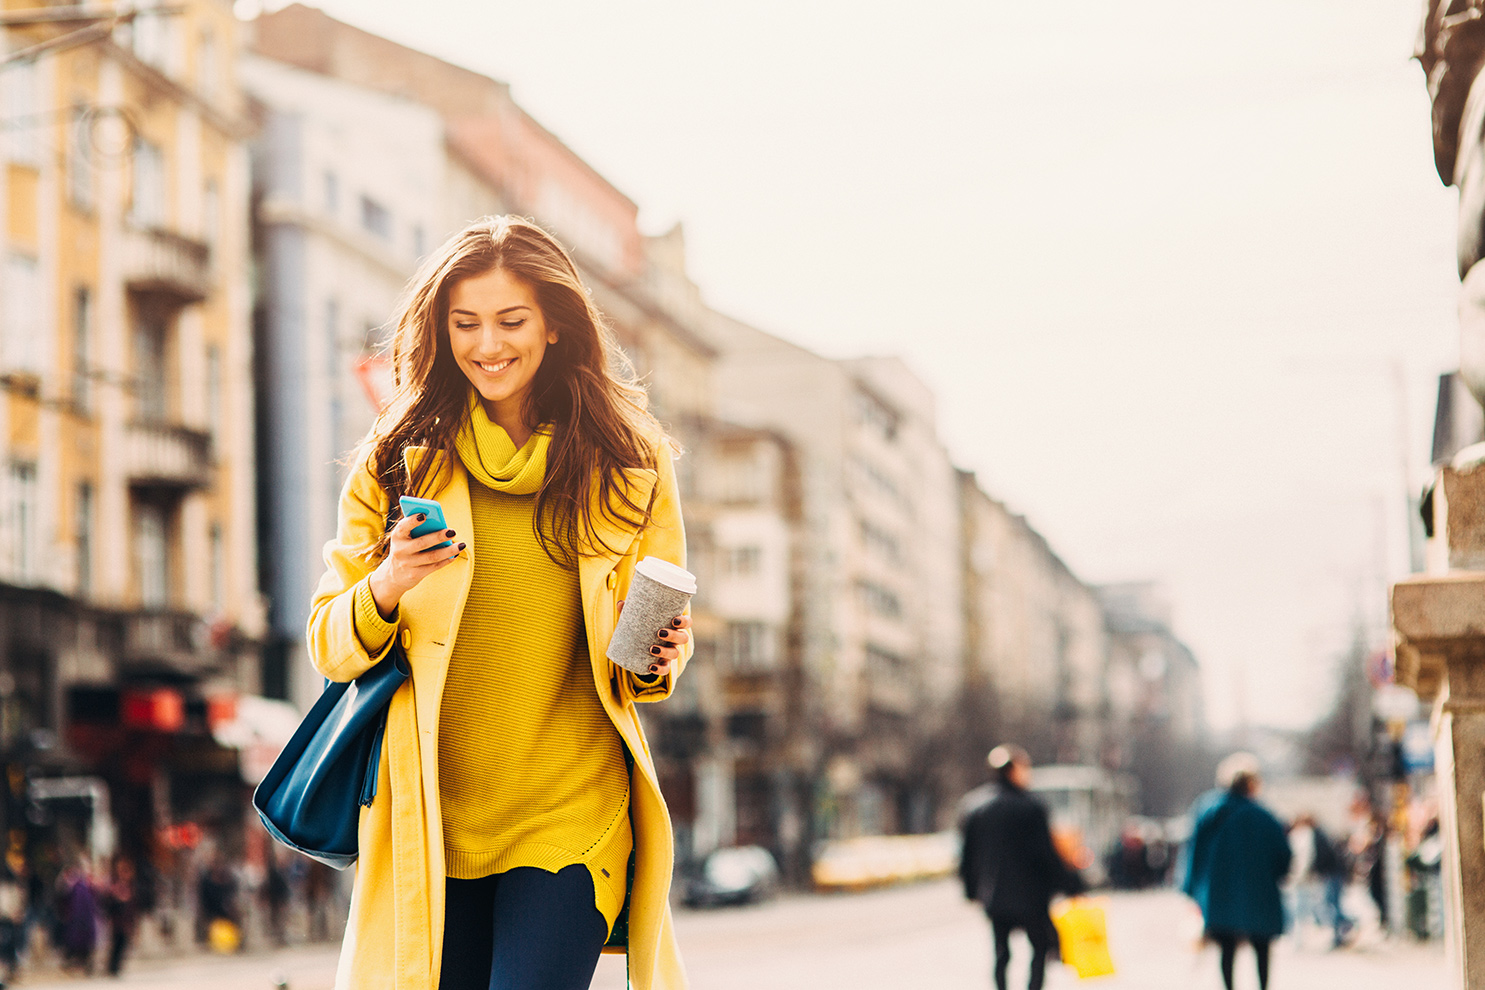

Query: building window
(136, 502), (169, 608)
(76, 482), (93, 596)
(209, 523), (223, 612)
(130, 10), (172, 72)
(360, 195), (391, 240)
(857, 580), (902, 620)
(130, 137), (167, 229)
(849, 455), (902, 505)
(2, 255), (42, 376)
(412, 224), (426, 259)
(134, 304), (169, 422)
(724, 622), (776, 672)
(860, 519), (900, 563)
(722, 545), (761, 577)
(72, 287), (92, 412)
(324, 170), (339, 216)
(67, 105), (94, 209)
(202, 179), (220, 247)
(6, 462), (38, 584)
(716, 454), (762, 504)
(2, 59), (40, 166)
(197, 27), (218, 101)
(205, 344), (221, 443)
(854, 389), (900, 442)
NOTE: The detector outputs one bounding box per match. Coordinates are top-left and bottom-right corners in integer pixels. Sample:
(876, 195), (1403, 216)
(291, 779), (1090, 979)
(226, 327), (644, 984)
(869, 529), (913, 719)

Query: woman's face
(446, 267), (557, 422)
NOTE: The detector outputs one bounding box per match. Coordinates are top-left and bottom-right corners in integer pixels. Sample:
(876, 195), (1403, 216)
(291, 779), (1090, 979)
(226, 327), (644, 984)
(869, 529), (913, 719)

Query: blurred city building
(1095, 582), (1207, 817)
(957, 477), (1110, 776)
(0, 0), (266, 947)
(704, 318), (968, 839)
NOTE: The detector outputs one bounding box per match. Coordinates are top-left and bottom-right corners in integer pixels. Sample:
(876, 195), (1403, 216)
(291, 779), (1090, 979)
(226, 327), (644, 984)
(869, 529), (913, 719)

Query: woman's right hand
(368, 512), (465, 618)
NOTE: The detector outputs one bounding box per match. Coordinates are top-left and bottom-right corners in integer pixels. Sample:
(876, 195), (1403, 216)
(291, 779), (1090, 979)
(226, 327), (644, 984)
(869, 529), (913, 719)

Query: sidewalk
(14, 882), (1449, 990)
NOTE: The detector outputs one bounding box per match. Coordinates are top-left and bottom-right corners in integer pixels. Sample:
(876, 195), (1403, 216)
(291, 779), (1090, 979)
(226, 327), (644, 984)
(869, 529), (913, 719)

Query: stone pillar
(1393, 444), (1485, 988)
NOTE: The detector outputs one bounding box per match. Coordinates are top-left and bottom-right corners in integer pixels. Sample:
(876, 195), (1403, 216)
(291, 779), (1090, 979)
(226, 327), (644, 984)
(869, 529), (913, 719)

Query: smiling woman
(447, 269), (557, 449)
(304, 216), (694, 990)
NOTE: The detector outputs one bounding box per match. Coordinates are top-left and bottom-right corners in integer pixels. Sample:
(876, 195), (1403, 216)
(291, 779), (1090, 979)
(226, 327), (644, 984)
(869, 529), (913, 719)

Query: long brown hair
(365, 216), (661, 562)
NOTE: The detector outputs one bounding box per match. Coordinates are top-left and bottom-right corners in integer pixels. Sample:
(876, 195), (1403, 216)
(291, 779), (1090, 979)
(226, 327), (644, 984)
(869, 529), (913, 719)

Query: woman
(1182, 753), (1291, 990)
(307, 217), (692, 990)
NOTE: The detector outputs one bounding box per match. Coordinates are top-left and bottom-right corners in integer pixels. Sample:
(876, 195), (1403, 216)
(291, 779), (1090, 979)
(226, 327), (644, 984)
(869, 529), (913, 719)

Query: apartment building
(0, 0), (259, 872)
(707, 314), (965, 837)
(958, 474), (1110, 770)
(241, 51), (473, 706)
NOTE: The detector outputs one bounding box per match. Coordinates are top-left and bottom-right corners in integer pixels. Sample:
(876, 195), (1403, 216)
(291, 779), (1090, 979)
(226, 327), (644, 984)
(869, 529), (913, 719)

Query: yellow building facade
(1, 1), (259, 871)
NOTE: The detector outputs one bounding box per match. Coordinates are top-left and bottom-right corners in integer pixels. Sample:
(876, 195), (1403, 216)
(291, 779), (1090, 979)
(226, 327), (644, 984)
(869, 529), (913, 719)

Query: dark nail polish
(417, 513), (427, 522)
(445, 529), (455, 537)
(657, 630), (671, 641)
(457, 542), (467, 551)
(670, 617), (684, 628)
(649, 665), (659, 674)
(649, 645), (662, 656)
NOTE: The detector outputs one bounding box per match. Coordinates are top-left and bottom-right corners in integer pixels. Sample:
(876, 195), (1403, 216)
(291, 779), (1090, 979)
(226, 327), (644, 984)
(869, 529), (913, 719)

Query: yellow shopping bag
(1051, 897), (1116, 979)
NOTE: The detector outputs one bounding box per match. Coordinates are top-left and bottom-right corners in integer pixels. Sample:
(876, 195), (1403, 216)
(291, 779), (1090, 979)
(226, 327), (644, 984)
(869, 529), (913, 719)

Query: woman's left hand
(648, 614), (691, 676)
(617, 603), (691, 677)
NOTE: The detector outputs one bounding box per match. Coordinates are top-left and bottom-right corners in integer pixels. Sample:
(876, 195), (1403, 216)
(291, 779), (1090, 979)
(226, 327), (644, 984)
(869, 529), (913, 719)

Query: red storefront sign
(121, 688), (185, 732)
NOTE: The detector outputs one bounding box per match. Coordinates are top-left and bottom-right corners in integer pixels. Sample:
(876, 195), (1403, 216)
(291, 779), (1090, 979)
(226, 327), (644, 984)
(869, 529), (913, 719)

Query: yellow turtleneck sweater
(353, 405), (633, 934)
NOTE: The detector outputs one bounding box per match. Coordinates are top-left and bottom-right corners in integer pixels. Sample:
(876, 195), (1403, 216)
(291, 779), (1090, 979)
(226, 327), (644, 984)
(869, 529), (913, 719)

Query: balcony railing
(123, 422), (212, 490)
(122, 611), (209, 674)
(121, 226), (212, 302)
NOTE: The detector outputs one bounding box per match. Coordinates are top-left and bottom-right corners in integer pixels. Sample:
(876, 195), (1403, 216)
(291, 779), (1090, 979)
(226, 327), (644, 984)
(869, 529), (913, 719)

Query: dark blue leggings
(439, 865), (608, 990)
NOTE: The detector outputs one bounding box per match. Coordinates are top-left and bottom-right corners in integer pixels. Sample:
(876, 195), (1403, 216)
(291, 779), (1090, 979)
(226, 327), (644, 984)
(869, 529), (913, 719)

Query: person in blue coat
(1182, 753), (1292, 990)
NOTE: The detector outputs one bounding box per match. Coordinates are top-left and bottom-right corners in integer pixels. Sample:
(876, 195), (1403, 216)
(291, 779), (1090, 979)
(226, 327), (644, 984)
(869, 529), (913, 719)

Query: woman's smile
(472, 357), (517, 376)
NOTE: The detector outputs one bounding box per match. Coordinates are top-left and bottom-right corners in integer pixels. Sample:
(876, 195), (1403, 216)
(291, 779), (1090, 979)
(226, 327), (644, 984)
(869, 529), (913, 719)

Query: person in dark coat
(960, 745), (1085, 990)
(1182, 753), (1291, 990)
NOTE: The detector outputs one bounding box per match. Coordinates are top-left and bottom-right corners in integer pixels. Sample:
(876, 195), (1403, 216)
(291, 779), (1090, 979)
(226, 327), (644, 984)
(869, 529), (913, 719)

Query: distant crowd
(0, 841), (344, 984)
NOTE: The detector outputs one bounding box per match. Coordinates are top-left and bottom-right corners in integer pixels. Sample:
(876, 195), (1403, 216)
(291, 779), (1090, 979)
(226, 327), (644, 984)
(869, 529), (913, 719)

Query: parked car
(684, 846), (780, 907)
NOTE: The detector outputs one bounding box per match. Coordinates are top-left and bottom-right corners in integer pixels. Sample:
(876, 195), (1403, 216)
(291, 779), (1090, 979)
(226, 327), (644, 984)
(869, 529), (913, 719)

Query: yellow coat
(307, 441), (691, 990)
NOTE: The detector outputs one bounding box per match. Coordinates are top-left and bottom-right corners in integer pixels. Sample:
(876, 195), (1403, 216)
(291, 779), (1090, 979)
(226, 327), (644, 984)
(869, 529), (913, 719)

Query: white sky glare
(265, 0), (1461, 730)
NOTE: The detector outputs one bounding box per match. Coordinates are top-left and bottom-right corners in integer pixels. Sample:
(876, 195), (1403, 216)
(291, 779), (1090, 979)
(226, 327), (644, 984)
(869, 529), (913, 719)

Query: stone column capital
(1393, 571), (1485, 703)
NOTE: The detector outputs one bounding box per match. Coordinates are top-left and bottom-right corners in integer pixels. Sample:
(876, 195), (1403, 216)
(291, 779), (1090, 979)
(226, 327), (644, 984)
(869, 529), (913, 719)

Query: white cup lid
(635, 556), (697, 595)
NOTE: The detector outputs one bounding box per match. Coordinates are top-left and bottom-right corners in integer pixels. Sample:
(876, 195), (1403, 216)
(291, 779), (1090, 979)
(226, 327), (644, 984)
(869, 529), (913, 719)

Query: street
(24, 879), (1444, 990)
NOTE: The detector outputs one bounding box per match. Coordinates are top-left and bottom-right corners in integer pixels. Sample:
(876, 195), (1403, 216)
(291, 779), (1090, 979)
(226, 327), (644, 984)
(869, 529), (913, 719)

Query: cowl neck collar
(454, 391), (550, 495)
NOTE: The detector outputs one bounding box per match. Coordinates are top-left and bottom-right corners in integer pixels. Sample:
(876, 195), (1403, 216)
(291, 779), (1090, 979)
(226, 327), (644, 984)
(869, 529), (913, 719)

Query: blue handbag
(252, 645), (411, 869)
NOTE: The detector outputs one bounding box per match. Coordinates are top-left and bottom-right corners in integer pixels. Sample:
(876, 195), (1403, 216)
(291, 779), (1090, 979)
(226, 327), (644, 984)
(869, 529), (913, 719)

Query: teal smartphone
(398, 496), (453, 549)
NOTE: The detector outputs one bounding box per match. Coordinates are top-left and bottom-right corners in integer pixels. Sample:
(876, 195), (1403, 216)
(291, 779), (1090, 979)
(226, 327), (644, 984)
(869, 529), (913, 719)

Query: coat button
(606, 572), (617, 589)
(400, 629), (411, 649)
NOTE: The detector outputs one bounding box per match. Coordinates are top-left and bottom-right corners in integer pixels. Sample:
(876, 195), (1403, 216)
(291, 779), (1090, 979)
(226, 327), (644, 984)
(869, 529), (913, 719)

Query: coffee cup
(606, 556), (697, 675)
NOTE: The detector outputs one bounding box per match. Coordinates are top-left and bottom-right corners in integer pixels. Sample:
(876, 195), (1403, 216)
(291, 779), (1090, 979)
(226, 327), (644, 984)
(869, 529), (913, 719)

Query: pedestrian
(959, 744), (1086, 990)
(103, 856), (139, 976)
(1288, 813), (1352, 948)
(1181, 753), (1291, 990)
(1352, 811), (1390, 931)
(262, 847), (290, 947)
(196, 853), (240, 950)
(0, 863), (23, 988)
(305, 216), (692, 990)
(55, 856), (98, 974)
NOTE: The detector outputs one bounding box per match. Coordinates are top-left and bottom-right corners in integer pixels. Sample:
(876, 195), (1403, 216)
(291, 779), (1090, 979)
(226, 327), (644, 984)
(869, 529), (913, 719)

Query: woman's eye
(454, 322), (478, 331)
(500, 319), (526, 330)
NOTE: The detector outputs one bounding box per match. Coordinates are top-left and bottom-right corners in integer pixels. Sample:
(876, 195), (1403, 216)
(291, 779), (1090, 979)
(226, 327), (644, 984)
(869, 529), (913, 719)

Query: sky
(253, 0), (1462, 730)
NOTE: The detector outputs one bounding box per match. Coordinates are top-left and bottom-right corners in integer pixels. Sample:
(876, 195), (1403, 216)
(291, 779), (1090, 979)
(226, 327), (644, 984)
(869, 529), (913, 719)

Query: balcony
(122, 611), (210, 675)
(122, 227), (212, 302)
(123, 422), (212, 490)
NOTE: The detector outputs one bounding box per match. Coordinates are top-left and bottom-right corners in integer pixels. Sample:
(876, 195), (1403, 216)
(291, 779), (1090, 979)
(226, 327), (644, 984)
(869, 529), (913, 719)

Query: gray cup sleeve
(605, 570), (693, 675)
